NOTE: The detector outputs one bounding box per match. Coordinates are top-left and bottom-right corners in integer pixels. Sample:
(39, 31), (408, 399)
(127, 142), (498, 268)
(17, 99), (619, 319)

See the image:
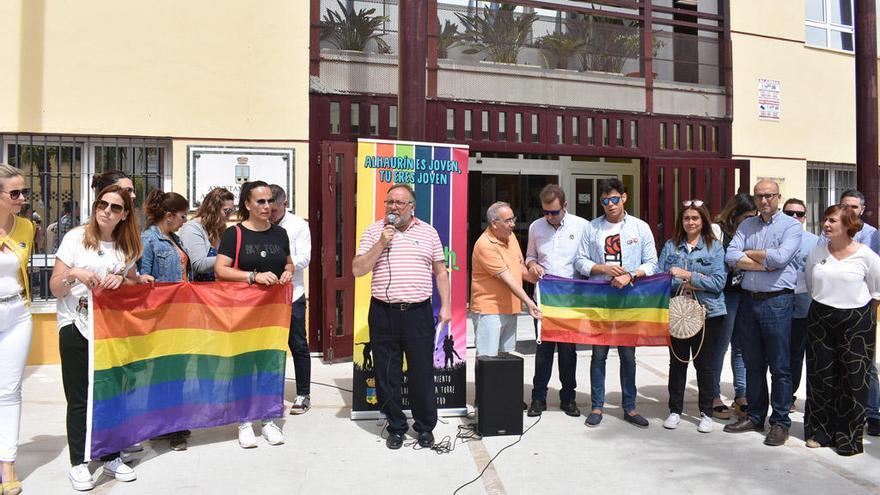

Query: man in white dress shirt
(525, 185), (587, 418)
(269, 184), (313, 415)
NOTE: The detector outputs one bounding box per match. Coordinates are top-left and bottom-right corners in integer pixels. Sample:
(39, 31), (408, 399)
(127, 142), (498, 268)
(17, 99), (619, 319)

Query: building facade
(309, 0), (748, 359)
(0, 0), (310, 364)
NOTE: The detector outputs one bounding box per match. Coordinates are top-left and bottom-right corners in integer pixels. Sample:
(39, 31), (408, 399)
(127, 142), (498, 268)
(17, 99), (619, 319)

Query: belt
(371, 297), (430, 311)
(745, 288), (793, 300)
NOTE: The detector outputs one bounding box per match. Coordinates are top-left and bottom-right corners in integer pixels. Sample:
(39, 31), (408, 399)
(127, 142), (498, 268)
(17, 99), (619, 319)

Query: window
(515, 113), (523, 143)
(531, 114), (539, 142)
(2, 135), (171, 302)
(330, 102), (340, 134)
(349, 103), (360, 133)
(805, 0), (854, 52)
(446, 108), (455, 139)
(556, 115), (564, 144)
(389, 106), (398, 137)
(369, 104), (379, 135)
(498, 112), (507, 141)
(464, 110), (473, 139)
(482, 111), (489, 137)
(630, 121), (638, 148)
(660, 122), (667, 150)
(572, 117), (580, 144)
(806, 162), (855, 234)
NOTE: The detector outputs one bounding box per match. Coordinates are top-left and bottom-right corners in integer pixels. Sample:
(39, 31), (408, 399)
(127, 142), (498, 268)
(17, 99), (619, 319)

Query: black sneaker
(417, 431), (434, 448)
(386, 432), (404, 450)
(527, 399), (546, 417)
(560, 400), (581, 417)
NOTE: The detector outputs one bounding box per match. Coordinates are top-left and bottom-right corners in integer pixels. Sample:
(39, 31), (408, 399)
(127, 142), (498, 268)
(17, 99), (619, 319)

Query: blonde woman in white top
(804, 204), (880, 456)
(0, 164), (34, 495)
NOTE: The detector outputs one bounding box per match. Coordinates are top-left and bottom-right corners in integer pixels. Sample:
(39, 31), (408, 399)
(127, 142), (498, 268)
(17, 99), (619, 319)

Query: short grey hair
(486, 201), (510, 222)
(269, 184), (287, 203)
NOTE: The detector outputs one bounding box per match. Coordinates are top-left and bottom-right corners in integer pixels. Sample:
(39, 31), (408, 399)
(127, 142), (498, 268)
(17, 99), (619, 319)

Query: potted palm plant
(455, 4), (537, 65)
(321, 0), (391, 54)
(537, 32), (585, 70)
(436, 19), (459, 59)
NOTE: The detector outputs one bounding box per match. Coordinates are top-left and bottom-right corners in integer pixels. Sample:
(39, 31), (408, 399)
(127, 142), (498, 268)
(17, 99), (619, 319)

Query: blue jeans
(868, 364), (880, 421)
(590, 345), (637, 413)
(737, 292), (794, 428)
(714, 290), (747, 399)
(531, 321), (577, 402)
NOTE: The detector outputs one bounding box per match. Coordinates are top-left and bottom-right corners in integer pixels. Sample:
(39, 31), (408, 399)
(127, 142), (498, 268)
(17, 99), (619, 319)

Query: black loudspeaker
(476, 353), (523, 437)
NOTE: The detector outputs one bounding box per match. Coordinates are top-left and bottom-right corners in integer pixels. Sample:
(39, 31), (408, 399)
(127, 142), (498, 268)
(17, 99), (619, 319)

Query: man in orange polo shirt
(471, 201), (540, 357)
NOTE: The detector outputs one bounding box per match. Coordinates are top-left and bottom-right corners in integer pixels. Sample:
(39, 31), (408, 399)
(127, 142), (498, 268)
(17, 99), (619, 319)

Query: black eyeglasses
(600, 196), (623, 206)
(254, 199), (275, 206)
(783, 210), (806, 218)
(222, 207), (236, 215)
(95, 199), (125, 214)
(0, 188), (30, 200)
(542, 209), (561, 216)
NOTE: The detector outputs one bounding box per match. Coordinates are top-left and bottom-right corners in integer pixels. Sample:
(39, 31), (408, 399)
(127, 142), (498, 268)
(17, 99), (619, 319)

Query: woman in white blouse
(804, 204), (880, 456)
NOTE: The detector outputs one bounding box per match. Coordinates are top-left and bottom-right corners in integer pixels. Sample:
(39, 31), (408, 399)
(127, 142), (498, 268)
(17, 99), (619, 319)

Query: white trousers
(0, 299), (32, 462)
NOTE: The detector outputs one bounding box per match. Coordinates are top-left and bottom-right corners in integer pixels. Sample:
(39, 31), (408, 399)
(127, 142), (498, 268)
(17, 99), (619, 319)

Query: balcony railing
(316, 0), (723, 86)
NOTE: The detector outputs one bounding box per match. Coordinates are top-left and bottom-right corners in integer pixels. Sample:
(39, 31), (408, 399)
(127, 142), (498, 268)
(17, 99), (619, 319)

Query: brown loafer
(723, 417), (764, 433)
(764, 424), (789, 446)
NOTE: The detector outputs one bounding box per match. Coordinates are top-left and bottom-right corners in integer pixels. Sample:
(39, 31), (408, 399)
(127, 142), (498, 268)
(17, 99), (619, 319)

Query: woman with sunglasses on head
(214, 181), (293, 448)
(710, 193), (757, 419)
(179, 188), (235, 282)
(803, 204), (880, 456)
(137, 189), (192, 451)
(0, 165), (34, 495)
(50, 185), (146, 491)
(659, 200), (726, 433)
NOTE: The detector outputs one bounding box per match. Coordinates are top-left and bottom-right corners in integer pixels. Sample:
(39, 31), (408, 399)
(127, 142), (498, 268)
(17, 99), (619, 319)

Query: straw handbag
(667, 283), (706, 363)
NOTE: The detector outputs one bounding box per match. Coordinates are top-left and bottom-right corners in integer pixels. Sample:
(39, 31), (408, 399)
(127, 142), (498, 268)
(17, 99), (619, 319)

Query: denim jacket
(138, 225), (190, 282)
(658, 237), (727, 318)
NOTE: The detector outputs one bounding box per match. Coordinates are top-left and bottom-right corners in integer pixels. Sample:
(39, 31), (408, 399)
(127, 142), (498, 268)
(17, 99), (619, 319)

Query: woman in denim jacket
(658, 201), (726, 433)
(137, 189), (191, 450)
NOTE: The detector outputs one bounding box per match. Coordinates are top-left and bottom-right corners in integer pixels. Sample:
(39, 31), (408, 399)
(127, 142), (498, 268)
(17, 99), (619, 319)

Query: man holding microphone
(352, 185), (451, 450)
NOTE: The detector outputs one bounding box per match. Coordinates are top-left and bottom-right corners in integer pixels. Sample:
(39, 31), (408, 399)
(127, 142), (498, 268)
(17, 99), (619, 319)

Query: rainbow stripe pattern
(86, 282), (291, 459)
(538, 274), (672, 347)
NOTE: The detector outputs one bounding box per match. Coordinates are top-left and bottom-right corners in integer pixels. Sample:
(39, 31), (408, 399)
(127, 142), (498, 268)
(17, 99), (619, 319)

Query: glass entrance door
(571, 174), (637, 220)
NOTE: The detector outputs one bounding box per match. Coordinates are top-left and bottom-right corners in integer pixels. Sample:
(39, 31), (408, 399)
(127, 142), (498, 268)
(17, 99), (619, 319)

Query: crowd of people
(353, 177), (875, 456)
(0, 163), (878, 492)
(0, 166), (311, 493)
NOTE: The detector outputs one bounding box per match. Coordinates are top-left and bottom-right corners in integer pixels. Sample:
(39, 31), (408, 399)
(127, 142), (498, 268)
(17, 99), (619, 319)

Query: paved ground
(11, 317), (880, 494)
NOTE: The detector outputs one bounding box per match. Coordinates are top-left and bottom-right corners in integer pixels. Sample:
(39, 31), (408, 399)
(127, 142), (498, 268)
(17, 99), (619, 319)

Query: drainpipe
(856, 0), (878, 225)
(398, 0), (428, 141)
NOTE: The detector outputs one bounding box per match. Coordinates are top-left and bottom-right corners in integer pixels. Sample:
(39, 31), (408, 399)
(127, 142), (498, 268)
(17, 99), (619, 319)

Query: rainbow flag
(86, 282), (291, 459)
(538, 274), (672, 347)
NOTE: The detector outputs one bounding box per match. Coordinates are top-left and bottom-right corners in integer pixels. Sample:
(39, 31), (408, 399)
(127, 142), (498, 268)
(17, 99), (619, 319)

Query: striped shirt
(356, 217), (444, 303)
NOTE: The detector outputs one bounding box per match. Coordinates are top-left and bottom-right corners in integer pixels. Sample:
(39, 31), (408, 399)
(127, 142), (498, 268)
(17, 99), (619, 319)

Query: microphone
(385, 213), (400, 226)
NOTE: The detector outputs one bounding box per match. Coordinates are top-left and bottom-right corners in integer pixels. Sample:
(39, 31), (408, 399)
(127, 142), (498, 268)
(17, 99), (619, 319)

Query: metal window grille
(806, 161), (855, 235)
(1, 134), (171, 302)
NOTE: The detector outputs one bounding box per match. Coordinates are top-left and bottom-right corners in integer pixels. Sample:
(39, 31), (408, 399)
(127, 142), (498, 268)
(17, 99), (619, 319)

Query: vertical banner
(352, 139), (469, 419)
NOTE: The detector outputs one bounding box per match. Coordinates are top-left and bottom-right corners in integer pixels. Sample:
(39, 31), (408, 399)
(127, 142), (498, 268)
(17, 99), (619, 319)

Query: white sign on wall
(758, 78), (781, 120)
(186, 146), (295, 209)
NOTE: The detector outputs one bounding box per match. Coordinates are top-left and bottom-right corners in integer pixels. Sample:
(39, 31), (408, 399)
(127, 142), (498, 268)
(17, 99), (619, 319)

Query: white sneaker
(103, 457), (136, 482)
(289, 395), (311, 415)
(262, 421), (285, 445)
(69, 464), (96, 491)
(122, 442), (144, 453)
(698, 413), (714, 433)
(663, 412), (681, 430)
(238, 422), (257, 448)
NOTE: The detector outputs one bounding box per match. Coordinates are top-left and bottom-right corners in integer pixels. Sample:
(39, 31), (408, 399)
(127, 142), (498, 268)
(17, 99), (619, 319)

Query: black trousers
(288, 296), (311, 396)
(790, 316), (809, 394)
(531, 320), (577, 402)
(59, 324), (117, 465)
(368, 298), (437, 435)
(668, 316), (720, 416)
(806, 302), (875, 455)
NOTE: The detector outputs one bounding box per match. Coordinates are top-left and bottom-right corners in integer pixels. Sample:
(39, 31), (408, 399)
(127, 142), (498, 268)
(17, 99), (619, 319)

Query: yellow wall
(731, 1), (856, 201)
(28, 313), (60, 365)
(0, 0), (309, 141)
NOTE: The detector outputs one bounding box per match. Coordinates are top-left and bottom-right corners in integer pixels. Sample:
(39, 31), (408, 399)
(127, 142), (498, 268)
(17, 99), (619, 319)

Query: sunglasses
(222, 207), (236, 215)
(0, 188), (30, 200)
(783, 210), (806, 218)
(542, 209), (561, 216)
(600, 196), (623, 206)
(95, 199), (125, 214)
(682, 199), (704, 207)
(254, 198), (275, 206)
